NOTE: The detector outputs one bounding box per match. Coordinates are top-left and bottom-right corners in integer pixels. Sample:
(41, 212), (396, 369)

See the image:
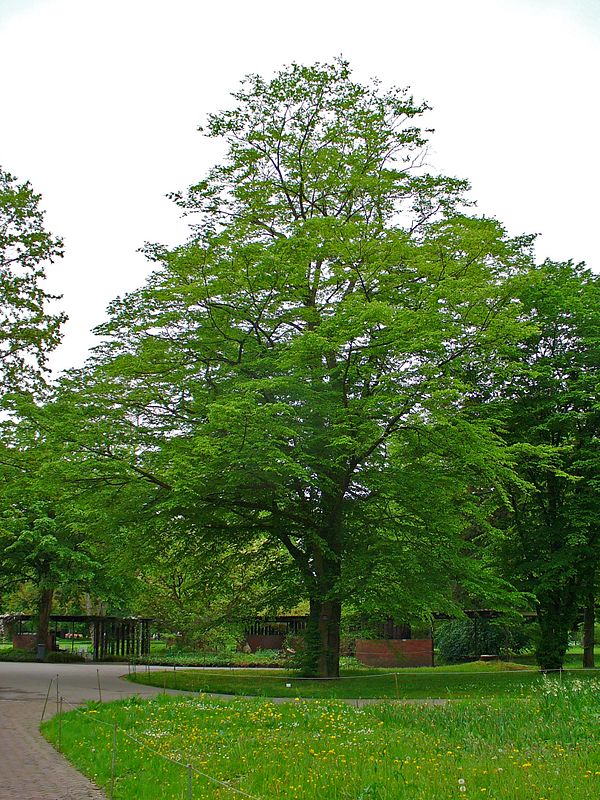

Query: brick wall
(355, 638), (433, 667)
(12, 632), (56, 651)
(245, 634), (286, 652)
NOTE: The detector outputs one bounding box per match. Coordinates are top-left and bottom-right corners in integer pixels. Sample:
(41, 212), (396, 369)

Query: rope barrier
(142, 665), (600, 680)
(120, 728), (263, 800)
(62, 696), (122, 727)
(58, 695), (265, 800)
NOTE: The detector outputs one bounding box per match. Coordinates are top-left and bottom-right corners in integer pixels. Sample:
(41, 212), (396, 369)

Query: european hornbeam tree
(66, 61), (535, 676)
(0, 167), (65, 394)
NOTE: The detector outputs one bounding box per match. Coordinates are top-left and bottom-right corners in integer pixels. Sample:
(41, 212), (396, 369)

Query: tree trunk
(535, 596), (572, 672)
(582, 593), (595, 669)
(84, 593), (106, 644)
(303, 596), (342, 678)
(285, 500), (345, 679)
(36, 588), (54, 648)
(301, 531), (343, 678)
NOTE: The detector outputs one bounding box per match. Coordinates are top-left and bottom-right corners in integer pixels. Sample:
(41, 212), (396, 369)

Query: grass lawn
(41, 675), (600, 800)
(126, 660), (600, 700)
(514, 646), (600, 669)
(56, 637), (92, 649)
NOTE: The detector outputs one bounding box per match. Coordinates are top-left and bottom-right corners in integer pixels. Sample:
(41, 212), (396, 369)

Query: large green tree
(486, 261), (600, 670)
(0, 167), (65, 394)
(62, 61), (533, 676)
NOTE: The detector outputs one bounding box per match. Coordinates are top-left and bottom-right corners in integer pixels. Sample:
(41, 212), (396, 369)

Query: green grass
(56, 637), (92, 649)
(126, 660), (600, 700)
(514, 646), (600, 669)
(41, 676), (600, 799)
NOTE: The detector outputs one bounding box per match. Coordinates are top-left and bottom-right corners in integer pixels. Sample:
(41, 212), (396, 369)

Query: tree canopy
(480, 261), (600, 669)
(50, 60), (540, 676)
(0, 167), (65, 394)
(6, 62), (595, 674)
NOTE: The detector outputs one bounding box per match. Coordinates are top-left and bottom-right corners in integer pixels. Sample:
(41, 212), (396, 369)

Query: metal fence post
(187, 764), (193, 799)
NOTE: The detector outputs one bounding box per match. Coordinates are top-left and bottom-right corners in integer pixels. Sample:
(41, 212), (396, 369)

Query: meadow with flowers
(42, 676), (600, 799)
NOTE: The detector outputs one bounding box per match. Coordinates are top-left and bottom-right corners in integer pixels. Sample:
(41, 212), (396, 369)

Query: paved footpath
(0, 663), (173, 800)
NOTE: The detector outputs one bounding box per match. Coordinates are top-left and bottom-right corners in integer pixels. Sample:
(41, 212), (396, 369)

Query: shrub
(0, 648), (37, 662)
(97, 654), (131, 663)
(46, 651), (87, 663)
(131, 648), (288, 668)
(435, 618), (532, 664)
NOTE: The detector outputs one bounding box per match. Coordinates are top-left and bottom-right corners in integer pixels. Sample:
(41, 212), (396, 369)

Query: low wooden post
(41, 678), (53, 722)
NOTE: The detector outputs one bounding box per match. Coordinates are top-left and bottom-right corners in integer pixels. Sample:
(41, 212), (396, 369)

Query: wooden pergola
(91, 616), (152, 660)
(3, 614), (152, 659)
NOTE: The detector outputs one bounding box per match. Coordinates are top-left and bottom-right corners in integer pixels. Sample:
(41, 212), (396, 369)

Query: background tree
(473, 261), (600, 670)
(134, 538), (292, 648)
(55, 61), (534, 676)
(0, 167), (65, 394)
(0, 460), (96, 648)
(0, 400), (128, 648)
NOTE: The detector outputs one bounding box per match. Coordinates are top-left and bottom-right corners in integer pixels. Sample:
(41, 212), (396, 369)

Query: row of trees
(1, 60), (598, 675)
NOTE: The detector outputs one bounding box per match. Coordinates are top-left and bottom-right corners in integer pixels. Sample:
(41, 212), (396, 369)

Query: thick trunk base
(302, 598), (341, 678)
(36, 588), (54, 649)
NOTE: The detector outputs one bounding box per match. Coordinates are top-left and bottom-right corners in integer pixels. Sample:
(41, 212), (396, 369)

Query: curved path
(0, 662), (174, 800)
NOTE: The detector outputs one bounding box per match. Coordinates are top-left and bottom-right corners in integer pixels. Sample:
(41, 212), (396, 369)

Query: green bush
(0, 648), (37, 662)
(97, 654), (131, 663)
(46, 651), (87, 663)
(435, 618), (532, 664)
(132, 648), (287, 668)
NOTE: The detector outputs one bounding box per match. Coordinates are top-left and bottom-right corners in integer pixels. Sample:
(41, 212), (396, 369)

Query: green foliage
(132, 539), (282, 649)
(48, 60), (539, 677)
(0, 648), (36, 661)
(96, 654), (131, 663)
(0, 508), (98, 592)
(45, 650), (86, 663)
(0, 401), (129, 643)
(0, 166), (65, 393)
(473, 261), (600, 669)
(435, 618), (532, 664)
(130, 648), (289, 667)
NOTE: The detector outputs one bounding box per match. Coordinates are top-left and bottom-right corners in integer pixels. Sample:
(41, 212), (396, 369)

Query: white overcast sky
(1, 0), (598, 373)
